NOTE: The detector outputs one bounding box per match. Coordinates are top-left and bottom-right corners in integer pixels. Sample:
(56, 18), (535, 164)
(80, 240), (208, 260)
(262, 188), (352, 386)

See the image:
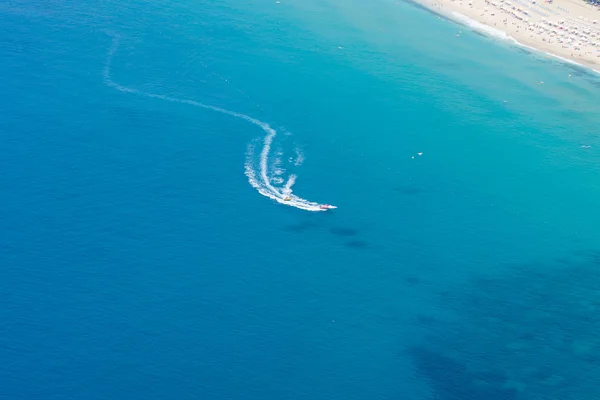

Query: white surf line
(449, 11), (600, 75)
(104, 35), (332, 212)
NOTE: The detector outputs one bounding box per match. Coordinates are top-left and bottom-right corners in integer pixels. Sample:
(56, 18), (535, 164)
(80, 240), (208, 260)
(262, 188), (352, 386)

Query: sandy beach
(412, 0), (600, 71)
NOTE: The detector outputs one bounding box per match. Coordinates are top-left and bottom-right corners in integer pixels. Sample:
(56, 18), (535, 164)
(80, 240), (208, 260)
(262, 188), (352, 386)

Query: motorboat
(319, 204), (337, 210)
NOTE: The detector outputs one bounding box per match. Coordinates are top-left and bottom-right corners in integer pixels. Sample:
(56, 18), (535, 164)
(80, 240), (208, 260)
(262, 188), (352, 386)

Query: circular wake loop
(104, 35), (335, 212)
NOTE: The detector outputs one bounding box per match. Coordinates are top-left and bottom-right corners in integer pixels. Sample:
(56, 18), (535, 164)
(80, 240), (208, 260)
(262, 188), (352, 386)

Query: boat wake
(104, 35), (333, 212)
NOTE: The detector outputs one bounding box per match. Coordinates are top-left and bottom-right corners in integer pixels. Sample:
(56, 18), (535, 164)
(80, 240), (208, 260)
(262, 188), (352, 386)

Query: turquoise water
(3, 0), (600, 399)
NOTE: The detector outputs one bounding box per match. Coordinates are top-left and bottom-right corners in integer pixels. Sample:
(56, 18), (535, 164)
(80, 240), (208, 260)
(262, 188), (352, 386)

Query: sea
(2, 0), (600, 399)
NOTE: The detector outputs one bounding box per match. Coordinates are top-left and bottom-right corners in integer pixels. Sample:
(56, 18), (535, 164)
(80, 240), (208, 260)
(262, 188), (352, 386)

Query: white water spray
(104, 35), (334, 212)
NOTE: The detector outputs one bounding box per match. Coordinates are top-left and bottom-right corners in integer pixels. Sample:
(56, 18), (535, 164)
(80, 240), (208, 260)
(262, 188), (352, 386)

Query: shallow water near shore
(2, 0), (600, 399)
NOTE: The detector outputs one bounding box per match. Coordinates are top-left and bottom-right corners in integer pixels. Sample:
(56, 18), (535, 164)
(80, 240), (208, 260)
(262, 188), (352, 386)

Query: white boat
(319, 204), (337, 210)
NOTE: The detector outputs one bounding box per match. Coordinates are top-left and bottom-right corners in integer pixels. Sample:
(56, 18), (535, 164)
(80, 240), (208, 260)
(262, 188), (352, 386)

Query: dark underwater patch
(555, 62), (600, 87)
(409, 347), (518, 400)
(329, 227), (358, 237)
(415, 257), (600, 400)
(404, 275), (421, 286)
(344, 240), (368, 249)
(415, 314), (437, 326)
(563, 63), (591, 78)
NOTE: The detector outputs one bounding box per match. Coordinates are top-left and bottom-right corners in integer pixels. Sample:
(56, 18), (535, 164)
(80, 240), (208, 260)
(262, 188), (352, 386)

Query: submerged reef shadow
(404, 275), (421, 286)
(344, 240), (369, 249)
(412, 254), (600, 400)
(409, 346), (518, 400)
(329, 227), (358, 237)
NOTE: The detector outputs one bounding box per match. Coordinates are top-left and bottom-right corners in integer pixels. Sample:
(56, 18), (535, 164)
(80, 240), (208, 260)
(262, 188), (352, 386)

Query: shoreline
(409, 0), (600, 75)
(454, 9), (600, 73)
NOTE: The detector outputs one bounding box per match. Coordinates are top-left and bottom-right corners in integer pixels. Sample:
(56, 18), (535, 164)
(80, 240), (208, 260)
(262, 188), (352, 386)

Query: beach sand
(411, 0), (600, 71)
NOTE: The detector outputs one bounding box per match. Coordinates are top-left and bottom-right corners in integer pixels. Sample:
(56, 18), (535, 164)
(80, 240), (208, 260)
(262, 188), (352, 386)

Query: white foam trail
(104, 36), (331, 212)
(294, 148), (305, 167)
(283, 175), (297, 194)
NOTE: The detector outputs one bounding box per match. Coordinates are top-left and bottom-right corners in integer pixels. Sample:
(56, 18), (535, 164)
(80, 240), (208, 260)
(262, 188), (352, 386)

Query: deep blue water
(3, 0), (600, 399)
